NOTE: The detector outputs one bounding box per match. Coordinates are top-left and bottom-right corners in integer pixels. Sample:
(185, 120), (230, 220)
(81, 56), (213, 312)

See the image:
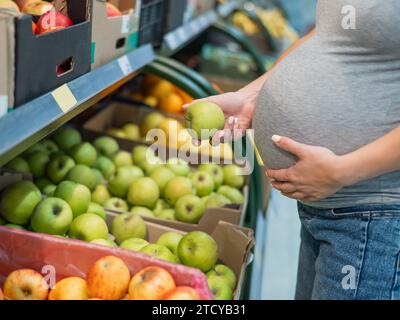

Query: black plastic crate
(138, 0), (166, 47)
(165, 0), (187, 32)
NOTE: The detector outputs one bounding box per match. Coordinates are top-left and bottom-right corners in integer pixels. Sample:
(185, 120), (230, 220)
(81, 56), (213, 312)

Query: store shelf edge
(217, 0), (242, 18)
(0, 45), (155, 166)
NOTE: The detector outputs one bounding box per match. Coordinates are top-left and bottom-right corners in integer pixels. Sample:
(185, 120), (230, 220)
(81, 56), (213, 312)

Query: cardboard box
(91, 0), (140, 69)
(0, 9), (18, 116)
(80, 127), (249, 233)
(14, 0), (93, 107)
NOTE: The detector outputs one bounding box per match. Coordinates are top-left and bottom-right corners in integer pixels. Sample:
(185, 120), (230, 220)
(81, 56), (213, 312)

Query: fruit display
(1, 255), (201, 300)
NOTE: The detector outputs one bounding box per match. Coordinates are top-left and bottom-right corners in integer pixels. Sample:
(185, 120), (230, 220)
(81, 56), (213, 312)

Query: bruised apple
(48, 277), (89, 300)
(87, 256), (131, 300)
(128, 267), (175, 300)
(3, 269), (49, 300)
(36, 11), (72, 34)
(163, 286), (200, 300)
(106, 2), (122, 17)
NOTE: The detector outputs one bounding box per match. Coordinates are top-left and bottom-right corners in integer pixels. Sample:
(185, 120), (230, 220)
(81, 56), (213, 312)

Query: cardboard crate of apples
(0, 256), (205, 300)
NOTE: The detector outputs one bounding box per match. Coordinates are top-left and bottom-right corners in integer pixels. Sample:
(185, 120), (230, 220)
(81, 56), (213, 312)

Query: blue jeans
(296, 202), (400, 300)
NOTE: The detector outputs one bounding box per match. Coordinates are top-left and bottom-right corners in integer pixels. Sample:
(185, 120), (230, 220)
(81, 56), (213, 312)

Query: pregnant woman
(187, 0), (400, 299)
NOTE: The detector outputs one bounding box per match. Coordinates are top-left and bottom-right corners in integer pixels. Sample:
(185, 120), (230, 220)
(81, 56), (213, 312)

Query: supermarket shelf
(217, 0), (242, 18)
(161, 10), (218, 56)
(0, 45), (155, 166)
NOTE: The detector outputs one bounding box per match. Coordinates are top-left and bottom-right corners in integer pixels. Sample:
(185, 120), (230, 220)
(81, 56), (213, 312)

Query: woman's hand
(267, 135), (351, 201)
(183, 90), (258, 141)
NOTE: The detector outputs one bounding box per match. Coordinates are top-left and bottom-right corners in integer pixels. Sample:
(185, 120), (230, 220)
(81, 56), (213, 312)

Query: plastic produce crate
(138, 0), (166, 47)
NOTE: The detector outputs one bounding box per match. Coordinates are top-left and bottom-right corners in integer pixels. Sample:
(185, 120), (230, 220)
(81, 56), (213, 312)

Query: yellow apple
(48, 277), (89, 300)
(3, 269), (49, 300)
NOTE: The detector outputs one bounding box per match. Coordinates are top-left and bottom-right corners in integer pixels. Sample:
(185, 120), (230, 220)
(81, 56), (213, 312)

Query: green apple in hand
(30, 197), (73, 235)
(5, 157), (30, 173)
(0, 181), (41, 225)
(111, 212), (147, 244)
(198, 164), (224, 189)
(223, 165), (245, 189)
(91, 185), (111, 206)
(206, 264), (237, 290)
(54, 181), (91, 218)
(25, 151), (49, 178)
(120, 238), (149, 252)
(191, 171), (214, 197)
(93, 136), (119, 158)
(166, 158), (190, 177)
(175, 195), (205, 224)
(140, 244), (178, 263)
(156, 232), (183, 257)
(90, 239), (117, 247)
(54, 127), (82, 151)
(127, 177), (159, 209)
(87, 202), (106, 220)
(68, 213), (109, 242)
(93, 156), (116, 180)
(217, 186), (244, 204)
(66, 164), (97, 191)
(108, 166), (143, 198)
(104, 197), (129, 212)
(178, 231), (218, 272)
(130, 206), (155, 218)
(164, 177), (194, 206)
(69, 142), (97, 166)
(112, 151), (133, 167)
(46, 155), (75, 183)
(207, 277), (233, 300)
(150, 167), (175, 196)
(157, 209), (176, 220)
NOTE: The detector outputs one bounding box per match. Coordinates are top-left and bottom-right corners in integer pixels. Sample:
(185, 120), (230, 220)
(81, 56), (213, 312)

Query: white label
(0, 95), (8, 117)
(51, 84), (77, 114)
(118, 55), (133, 76)
(121, 15), (132, 34)
(135, 0), (141, 18)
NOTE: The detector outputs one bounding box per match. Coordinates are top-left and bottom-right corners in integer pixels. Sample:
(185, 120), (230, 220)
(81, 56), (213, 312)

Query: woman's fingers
(267, 168), (292, 182)
(271, 181), (297, 193)
(272, 135), (309, 159)
(282, 192), (308, 201)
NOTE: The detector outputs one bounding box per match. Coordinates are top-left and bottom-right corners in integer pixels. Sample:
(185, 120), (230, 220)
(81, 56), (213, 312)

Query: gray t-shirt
(254, 0), (400, 208)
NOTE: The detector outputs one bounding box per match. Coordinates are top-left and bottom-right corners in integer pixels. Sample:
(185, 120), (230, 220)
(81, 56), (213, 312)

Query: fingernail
(272, 135), (282, 143)
(182, 104), (189, 110)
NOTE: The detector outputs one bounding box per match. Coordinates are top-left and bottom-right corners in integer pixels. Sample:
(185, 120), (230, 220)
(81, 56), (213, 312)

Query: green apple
(54, 127), (82, 151)
(26, 151), (50, 178)
(49, 150), (66, 160)
(175, 195), (205, 224)
(131, 145), (154, 167)
(0, 216), (6, 225)
(5, 224), (26, 230)
(127, 177), (159, 209)
(92, 168), (105, 186)
(93, 156), (116, 180)
(0, 181), (41, 225)
(107, 128), (127, 139)
(164, 177), (194, 206)
(130, 206), (155, 218)
(46, 155), (76, 183)
(66, 164), (97, 191)
(157, 209), (176, 220)
(69, 142), (97, 166)
(104, 197), (129, 212)
(185, 101), (225, 140)
(123, 123), (141, 140)
(198, 164), (224, 189)
(54, 181), (91, 219)
(166, 158), (190, 177)
(30, 197), (73, 235)
(68, 213), (109, 242)
(42, 184), (56, 197)
(91, 184), (111, 206)
(178, 231), (218, 272)
(40, 139), (59, 154)
(93, 136), (119, 158)
(150, 167), (175, 196)
(112, 151), (133, 167)
(142, 155), (164, 175)
(223, 165), (245, 189)
(90, 239), (117, 247)
(108, 166), (143, 198)
(35, 178), (53, 192)
(140, 244), (178, 263)
(191, 171), (215, 197)
(207, 277), (233, 300)
(5, 157), (30, 173)
(205, 194), (231, 209)
(153, 199), (170, 216)
(120, 238), (149, 252)
(24, 143), (46, 156)
(156, 232), (183, 256)
(206, 264), (237, 290)
(87, 202), (106, 220)
(217, 186), (244, 204)
(111, 212), (147, 244)
(140, 112), (165, 137)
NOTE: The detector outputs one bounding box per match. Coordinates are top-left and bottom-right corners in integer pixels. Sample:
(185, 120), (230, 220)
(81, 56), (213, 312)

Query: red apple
(32, 21), (36, 33)
(3, 269), (49, 300)
(22, 1), (54, 15)
(106, 2), (122, 17)
(163, 286), (201, 300)
(35, 11), (72, 34)
(129, 267), (176, 300)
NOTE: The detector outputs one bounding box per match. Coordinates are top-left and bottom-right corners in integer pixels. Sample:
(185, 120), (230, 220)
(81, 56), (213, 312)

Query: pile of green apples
(3, 127), (246, 225)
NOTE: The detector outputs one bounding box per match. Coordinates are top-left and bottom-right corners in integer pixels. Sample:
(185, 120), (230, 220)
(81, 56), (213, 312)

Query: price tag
(51, 84), (77, 114)
(118, 55), (133, 76)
